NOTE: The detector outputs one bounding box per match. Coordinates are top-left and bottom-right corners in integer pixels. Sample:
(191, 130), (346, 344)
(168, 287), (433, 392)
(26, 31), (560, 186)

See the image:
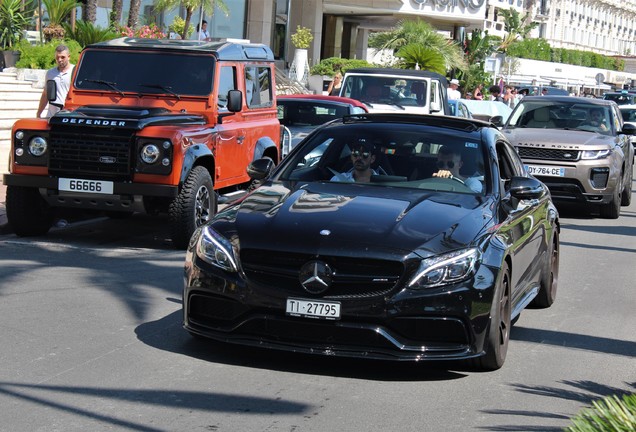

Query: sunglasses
(351, 150), (371, 159)
(437, 160), (456, 169)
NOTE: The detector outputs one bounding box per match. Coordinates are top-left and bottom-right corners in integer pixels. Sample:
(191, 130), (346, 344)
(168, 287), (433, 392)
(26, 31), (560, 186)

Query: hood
(49, 105), (206, 130)
(503, 127), (613, 147)
(213, 182), (490, 259)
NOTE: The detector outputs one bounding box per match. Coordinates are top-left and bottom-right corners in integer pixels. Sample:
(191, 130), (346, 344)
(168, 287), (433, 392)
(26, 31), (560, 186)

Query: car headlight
(195, 226), (238, 272)
(140, 144), (160, 164)
(28, 136), (48, 156)
(408, 248), (479, 289)
(581, 149), (610, 160)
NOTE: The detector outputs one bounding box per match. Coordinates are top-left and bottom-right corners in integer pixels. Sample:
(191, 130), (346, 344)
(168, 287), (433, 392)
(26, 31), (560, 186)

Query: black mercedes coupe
(183, 113), (560, 371)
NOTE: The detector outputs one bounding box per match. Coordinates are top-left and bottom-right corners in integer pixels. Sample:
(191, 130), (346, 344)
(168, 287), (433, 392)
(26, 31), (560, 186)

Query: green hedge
(15, 39), (82, 69)
(310, 57), (376, 77)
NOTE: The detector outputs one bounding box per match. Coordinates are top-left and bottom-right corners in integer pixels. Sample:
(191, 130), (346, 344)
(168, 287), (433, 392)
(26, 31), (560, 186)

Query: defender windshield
(74, 50), (215, 96)
(507, 100), (613, 135)
(280, 122), (487, 195)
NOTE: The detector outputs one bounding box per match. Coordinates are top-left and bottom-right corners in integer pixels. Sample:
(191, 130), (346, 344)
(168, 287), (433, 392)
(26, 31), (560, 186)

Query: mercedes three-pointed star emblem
(298, 260), (333, 294)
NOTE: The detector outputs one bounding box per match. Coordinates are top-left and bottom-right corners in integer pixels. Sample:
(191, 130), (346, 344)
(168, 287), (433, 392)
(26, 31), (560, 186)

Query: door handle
(237, 135), (245, 144)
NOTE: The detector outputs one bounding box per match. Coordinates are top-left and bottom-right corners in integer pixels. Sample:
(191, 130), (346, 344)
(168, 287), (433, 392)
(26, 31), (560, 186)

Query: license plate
(286, 298), (341, 320)
(525, 165), (566, 177)
(59, 178), (114, 194)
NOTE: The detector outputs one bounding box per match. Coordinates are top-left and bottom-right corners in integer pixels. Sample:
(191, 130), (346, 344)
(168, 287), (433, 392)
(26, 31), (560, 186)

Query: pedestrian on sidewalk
(36, 44), (74, 118)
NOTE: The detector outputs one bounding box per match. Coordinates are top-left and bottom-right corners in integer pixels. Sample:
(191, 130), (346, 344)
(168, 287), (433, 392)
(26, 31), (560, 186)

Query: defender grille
(518, 147), (580, 161)
(48, 128), (134, 180)
(240, 249), (404, 299)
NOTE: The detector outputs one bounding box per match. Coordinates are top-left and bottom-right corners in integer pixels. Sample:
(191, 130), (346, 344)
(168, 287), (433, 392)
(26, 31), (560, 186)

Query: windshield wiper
(84, 79), (125, 97)
(139, 84), (181, 100)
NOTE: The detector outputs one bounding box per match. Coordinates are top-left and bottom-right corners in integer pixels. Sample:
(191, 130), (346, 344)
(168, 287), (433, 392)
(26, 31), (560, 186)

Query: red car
(278, 94), (369, 156)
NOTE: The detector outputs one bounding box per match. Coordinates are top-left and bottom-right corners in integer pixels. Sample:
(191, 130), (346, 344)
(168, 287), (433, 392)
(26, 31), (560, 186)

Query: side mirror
(509, 176), (546, 200)
(490, 115), (504, 127)
(227, 89), (242, 112)
(621, 122), (636, 135)
(430, 101), (441, 113)
(46, 79), (57, 102)
(247, 157), (274, 180)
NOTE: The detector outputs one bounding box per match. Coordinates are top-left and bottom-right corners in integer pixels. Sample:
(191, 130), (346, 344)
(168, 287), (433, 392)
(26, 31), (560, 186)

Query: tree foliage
(154, 0), (229, 40)
(0, 0), (35, 50)
(63, 20), (119, 47)
(394, 43), (446, 74)
(368, 19), (467, 72)
(497, 9), (538, 52)
(310, 57), (375, 77)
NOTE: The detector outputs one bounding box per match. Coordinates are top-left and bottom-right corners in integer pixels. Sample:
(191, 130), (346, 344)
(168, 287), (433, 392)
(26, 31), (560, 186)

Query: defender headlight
(140, 144), (160, 164)
(28, 136), (48, 156)
(408, 248), (479, 289)
(196, 226), (238, 272)
(581, 149), (610, 160)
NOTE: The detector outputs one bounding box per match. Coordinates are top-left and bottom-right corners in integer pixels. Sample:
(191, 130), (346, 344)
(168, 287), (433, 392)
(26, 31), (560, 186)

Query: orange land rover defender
(3, 38), (282, 248)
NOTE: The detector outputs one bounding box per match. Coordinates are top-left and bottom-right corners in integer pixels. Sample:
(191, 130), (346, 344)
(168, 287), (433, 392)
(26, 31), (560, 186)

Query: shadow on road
(135, 305), (468, 382)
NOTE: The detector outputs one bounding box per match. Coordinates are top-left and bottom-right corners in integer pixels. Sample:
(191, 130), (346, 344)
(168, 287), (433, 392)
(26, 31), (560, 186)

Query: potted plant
(0, 0), (34, 68)
(289, 25), (313, 84)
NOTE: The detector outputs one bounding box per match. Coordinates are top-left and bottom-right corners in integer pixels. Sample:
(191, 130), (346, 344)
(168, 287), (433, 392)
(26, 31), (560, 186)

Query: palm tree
(154, 0), (229, 40)
(110, 0), (122, 28)
(42, 0), (79, 41)
(498, 9), (538, 52)
(81, 0), (96, 23)
(127, 0), (140, 28)
(368, 19), (467, 72)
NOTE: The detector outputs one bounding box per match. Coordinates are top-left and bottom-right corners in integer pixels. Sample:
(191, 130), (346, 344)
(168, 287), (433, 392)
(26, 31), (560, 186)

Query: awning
(505, 74), (551, 85)
(539, 76), (585, 87)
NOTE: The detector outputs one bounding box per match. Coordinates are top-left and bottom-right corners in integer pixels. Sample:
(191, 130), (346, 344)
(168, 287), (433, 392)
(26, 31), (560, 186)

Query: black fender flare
(254, 136), (279, 162)
(180, 144), (214, 186)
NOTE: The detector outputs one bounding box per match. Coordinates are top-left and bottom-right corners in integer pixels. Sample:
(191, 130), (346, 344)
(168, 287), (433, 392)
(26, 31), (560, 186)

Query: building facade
(93, 0), (636, 89)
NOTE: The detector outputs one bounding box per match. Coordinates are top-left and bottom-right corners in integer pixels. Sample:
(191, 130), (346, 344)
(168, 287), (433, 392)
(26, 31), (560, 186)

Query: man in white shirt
(447, 78), (461, 100)
(36, 44), (74, 118)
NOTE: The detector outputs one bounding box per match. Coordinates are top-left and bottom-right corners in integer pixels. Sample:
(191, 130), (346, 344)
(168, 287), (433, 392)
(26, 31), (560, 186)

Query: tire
(474, 262), (511, 371)
(168, 166), (216, 249)
(599, 178), (621, 219)
(621, 167), (632, 206)
(6, 186), (54, 237)
(531, 233), (559, 308)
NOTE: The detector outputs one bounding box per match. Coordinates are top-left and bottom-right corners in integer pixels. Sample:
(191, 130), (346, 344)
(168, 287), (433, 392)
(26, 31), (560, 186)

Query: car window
(620, 108), (636, 122)
(279, 123), (487, 195)
(277, 101), (349, 126)
(507, 100), (614, 135)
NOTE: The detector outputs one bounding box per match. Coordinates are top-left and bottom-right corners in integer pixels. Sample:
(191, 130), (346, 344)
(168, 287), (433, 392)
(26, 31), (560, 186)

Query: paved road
(0, 180), (634, 431)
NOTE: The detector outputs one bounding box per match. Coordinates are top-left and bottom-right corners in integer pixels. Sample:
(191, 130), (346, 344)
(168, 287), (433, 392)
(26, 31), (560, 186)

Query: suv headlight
(195, 226), (238, 272)
(28, 136), (48, 156)
(408, 248), (479, 289)
(581, 149), (610, 160)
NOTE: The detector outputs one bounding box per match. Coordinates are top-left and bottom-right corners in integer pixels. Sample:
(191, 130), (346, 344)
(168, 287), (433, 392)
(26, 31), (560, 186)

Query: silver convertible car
(183, 114), (560, 371)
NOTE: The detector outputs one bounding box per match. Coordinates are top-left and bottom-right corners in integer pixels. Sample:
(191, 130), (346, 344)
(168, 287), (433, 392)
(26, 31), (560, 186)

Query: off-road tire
(169, 166), (216, 249)
(531, 233), (559, 308)
(473, 262), (511, 371)
(6, 186), (54, 236)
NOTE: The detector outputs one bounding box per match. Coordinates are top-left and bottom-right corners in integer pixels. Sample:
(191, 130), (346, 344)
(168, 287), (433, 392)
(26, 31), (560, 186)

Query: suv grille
(518, 147), (580, 161)
(240, 249), (404, 299)
(48, 127), (134, 180)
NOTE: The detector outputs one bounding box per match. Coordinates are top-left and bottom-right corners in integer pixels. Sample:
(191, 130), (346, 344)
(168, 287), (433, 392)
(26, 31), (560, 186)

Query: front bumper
(3, 173), (178, 212)
(183, 254), (497, 362)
